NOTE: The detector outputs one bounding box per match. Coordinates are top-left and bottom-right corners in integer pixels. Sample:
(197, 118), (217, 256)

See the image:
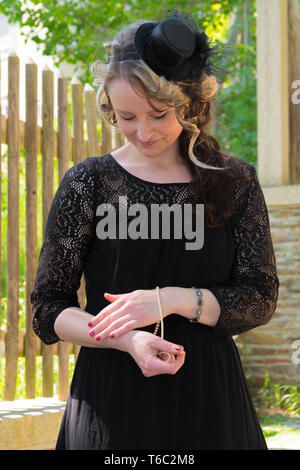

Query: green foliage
(256, 371), (300, 414)
(216, 44), (257, 164)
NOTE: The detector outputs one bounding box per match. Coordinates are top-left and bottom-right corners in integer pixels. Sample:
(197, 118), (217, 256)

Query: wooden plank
(57, 70), (71, 401)
(101, 118), (112, 156)
(0, 329), (78, 356)
(1, 115), (93, 161)
(57, 70), (70, 177)
(4, 51), (20, 401)
(0, 44), (2, 342)
(84, 83), (100, 157)
(41, 65), (54, 398)
(114, 130), (125, 150)
(288, 0), (300, 184)
(25, 58), (38, 399)
(71, 76), (84, 164)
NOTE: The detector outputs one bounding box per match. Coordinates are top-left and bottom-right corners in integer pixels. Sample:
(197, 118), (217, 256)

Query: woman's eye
(154, 113), (168, 119)
(120, 113), (168, 121)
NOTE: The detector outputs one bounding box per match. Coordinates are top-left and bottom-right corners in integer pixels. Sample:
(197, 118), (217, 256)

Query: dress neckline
(108, 153), (194, 186)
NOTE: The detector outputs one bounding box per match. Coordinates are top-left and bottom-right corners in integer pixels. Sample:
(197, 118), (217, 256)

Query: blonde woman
(31, 10), (279, 450)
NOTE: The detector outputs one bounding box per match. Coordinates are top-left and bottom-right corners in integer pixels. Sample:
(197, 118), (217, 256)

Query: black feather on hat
(107, 9), (235, 85)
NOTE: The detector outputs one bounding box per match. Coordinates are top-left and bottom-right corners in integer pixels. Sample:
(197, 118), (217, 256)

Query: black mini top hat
(107, 9), (233, 84)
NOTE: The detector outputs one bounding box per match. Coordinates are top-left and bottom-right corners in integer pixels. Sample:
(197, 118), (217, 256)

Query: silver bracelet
(189, 287), (203, 323)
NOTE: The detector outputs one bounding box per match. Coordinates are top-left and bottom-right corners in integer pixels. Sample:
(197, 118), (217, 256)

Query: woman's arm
(54, 306), (187, 377)
(30, 160), (96, 345)
(54, 307), (130, 351)
(163, 164), (279, 337)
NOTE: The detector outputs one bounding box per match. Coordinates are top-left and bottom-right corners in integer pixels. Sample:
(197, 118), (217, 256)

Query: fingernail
(88, 322), (93, 327)
(95, 336), (101, 341)
(89, 330), (95, 337)
(109, 333), (115, 338)
(175, 345), (183, 351)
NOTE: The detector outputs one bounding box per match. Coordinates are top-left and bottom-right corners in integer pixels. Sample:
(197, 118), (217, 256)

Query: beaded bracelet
(153, 286), (171, 362)
(189, 286), (203, 323)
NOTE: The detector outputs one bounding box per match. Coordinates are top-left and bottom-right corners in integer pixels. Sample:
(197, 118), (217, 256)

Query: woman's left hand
(87, 289), (171, 342)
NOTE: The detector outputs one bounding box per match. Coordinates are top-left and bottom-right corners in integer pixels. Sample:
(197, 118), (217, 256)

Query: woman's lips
(139, 139), (160, 146)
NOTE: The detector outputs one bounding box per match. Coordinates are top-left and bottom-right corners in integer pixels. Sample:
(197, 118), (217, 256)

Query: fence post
(0, 52), (2, 344)
(57, 69), (71, 401)
(25, 57), (38, 398)
(4, 51), (20, 401)
(41, 65), (54, 397)
(84, 83), (100, 157)
(71, 76), (84, 165)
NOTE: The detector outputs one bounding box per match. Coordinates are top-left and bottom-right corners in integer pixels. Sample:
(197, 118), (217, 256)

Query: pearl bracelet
(189, 286), (203, 323)
(153, 286), (171, 362)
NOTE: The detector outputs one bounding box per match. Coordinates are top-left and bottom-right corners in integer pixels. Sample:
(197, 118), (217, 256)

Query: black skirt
(55, 319), (267, 450)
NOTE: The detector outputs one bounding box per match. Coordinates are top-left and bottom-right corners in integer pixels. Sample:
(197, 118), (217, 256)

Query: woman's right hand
(120, 330), (186, 377)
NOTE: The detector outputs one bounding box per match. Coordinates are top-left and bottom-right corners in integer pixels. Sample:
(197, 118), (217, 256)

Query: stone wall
(236, 204), (300, 387)
(0, 398), (65, 450)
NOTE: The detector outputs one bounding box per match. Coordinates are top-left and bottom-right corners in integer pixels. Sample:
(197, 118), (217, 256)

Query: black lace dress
(30, 153), (279, 450)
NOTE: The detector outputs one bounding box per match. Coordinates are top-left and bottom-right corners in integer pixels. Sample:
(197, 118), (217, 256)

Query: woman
(31, 10), (279, 450)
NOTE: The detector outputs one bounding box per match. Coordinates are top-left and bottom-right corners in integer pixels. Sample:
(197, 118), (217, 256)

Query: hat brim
(134, 22), (156, 60)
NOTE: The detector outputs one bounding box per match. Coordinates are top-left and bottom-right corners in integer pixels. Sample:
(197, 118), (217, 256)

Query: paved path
(260, 414), (300, 450)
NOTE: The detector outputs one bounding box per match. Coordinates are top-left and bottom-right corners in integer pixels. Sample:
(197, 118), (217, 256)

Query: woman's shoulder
(69, 154), (111, 175)
(223, 155), (258, 221)
(61, 154), (113, 190)
(223, 154), (256, 177)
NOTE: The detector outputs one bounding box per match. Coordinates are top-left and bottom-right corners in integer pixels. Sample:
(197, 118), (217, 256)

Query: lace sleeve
(30, 160), (95, 345)
(207, 164), (280, 337)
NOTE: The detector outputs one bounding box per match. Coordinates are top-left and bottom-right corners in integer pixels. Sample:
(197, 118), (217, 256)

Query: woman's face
(108, 79), (183, 158)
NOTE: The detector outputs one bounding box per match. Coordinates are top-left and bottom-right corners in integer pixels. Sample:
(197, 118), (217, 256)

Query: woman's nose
(137, 121), (153, 141)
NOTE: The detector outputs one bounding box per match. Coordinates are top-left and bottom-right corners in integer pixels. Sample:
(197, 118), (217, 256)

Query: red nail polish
(175, 346), (182, 351)
(89, 331), (94, 336)
(96, 336), (101, 341)
(88, 322), (93, 327)
(110, 333), (115, 338)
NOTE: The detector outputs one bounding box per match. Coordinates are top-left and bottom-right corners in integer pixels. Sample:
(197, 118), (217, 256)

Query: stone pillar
(257, 0), (290, 186)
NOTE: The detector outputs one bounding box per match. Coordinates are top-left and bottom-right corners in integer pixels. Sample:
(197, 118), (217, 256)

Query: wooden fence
(0, 51), (125, 401)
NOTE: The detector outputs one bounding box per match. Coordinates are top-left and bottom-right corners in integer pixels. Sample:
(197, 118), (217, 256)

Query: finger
(174, 350), (186, 368)
(145, 351), (186, 377)
(104, 292), (123, 300)
(88, 298), (125, 327)
(167, 350), (186, 373)
(147, 352), (183, 373)
(89, 314), (116, 337)
(104, 320), (138, 339)
(93, 315), (133, 341)
(154, 338), (185, 356)
(89, 300), (128, 330)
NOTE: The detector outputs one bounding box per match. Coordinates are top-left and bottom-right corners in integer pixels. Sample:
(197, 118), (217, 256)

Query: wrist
(111, 330), (139, 353)
(171, 287), (198, 319)
(159, 287), (185, 317)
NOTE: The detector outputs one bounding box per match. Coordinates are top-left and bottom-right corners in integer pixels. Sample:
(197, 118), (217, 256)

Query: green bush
(255, 371), (300, 414)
